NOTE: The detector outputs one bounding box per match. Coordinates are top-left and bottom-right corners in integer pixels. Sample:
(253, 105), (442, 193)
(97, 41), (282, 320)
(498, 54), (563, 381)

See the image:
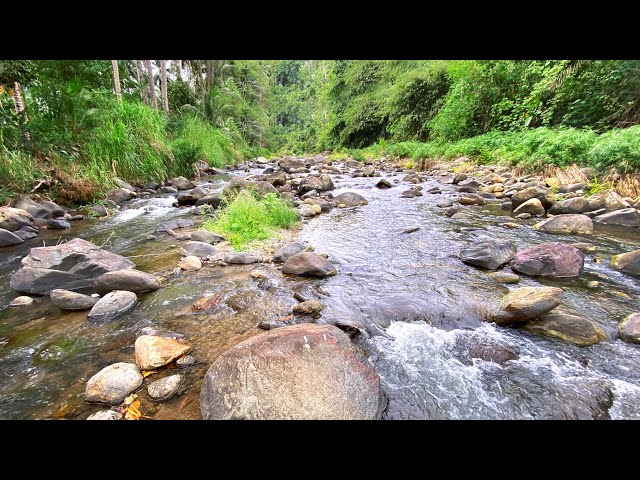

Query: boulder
(513, 198), (545, 216)
(172, 176), (195, 190)
(611, 249), (640, 277)
(0, 207), (34, 232)
(134, 335), (191, 370)
(195, 194), (223, 208)
(522, 311), (606, 346)
(319, 175), (334, 191)
(181, 241), (217, 258)
(223, 176), (249, 196)
(282, 252), (336, 277)
(273, 241), (306, 263)
(176, 191), (198, 206)
(460, 238), (517, 270)
(292, 300), (324, 316)
(94, 269), (159, 294)
(491, 286), (564, 324)
(200, 324), (383, 420)
(13, 196), (51, 219)
(190, 230), (224, 244)
(87, 291), (137, 321)
(178, 256), (202, 271)
(50, 289), (98, 311)
(511, 186), (555, 210)
(458, 193), (487, 206)
(13, 225), (39, 240)
(533, 214), (594, 234)
(298, 176), (324, 195)
(106, 188), (134, 204)
(0, 228), (24, 247)
(253, 181), (279, 196)
(592, 208), (640, 227)
(148, 374), (182, 401)
(298, 205), (316, 217)
(618, 313), (640, 344)
(160, 186), (178, 194)
(586, 190), (630, 212)
(85, 362), (143, 405)
(278, 158), (305, 173)
(333, 192), (368, 207)
(268, 172), (287, 187)
(549, 197), (590, 215)
(224, 253), (260, 264)
(511, 242), (584, 278)
(10, 238), (134, 295)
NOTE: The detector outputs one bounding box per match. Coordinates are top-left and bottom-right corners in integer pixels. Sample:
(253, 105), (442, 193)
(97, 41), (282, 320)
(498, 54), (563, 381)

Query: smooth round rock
(224, 253), (260, 264)
(533, 214), (593, 234)
(85, 362), (143, 405)
(181, 241), (217, 258)
(282, 252), (336, 277)
(9, 296), (34, 307)
(51, 289), (98, 310)
(491, 286), (563, 324)
(94, 269), (159, 294)
(332, 192), (368, 207)
(488, 272), (520, 284)
(178, 256), (202, 271)
(148, 374), (182, 401)
(619, 313), (640, 344)
(273, 242), (306, 263)
(87, 291), (137, 321)
(190, 230), (224, 244)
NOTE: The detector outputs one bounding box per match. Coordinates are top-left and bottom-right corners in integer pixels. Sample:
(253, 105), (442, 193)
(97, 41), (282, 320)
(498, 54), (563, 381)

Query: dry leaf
(142, 370), (158, 378)
(124, 400), (142, 420)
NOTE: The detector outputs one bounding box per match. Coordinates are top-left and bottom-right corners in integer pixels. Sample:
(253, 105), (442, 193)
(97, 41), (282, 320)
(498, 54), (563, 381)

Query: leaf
(142, 370), (158, 378)
(124, 401), (142, 420)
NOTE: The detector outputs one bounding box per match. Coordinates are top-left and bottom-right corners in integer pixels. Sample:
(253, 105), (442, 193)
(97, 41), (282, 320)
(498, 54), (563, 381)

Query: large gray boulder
(511, 242), (584, 278)
(85, 362), (143, 405)
(10, 238), (134, 295)
(172, 176), (195, 191)
(511, 186), (555, 210)
(94, 269), (159, 294)
(200, 324), (384, 419)
(549, 197), (590, 215)
(586, 190), (630, 212)
(282, 252), (336, 277)
(0, 207), (34, 232)
(533, 215), (594, 234)
(460, 238), (517, 270)
(333, 192), (368, 207)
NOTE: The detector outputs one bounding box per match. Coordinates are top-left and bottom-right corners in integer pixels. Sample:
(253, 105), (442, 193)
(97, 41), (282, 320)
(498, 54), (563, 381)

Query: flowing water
(1, 164), (640, 419)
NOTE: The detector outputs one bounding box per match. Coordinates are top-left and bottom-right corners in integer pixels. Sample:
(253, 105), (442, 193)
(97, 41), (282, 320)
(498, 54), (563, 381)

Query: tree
(160, 60), (169, 113)
(135, 60), (149, 105)
(111, 60), (122, 102)
(146, 60), (158, 110)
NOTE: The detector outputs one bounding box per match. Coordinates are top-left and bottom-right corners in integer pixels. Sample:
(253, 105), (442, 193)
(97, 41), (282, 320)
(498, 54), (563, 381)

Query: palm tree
(146, 60), (158, 110)
(135, 60), (149, 105)
(160, 60), (169, 113)
(111, 60), (122, 102)
(12, 81), (24, 113)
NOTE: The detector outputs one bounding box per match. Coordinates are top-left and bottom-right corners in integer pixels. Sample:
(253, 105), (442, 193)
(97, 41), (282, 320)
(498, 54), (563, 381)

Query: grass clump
(203, 191), (299, 250)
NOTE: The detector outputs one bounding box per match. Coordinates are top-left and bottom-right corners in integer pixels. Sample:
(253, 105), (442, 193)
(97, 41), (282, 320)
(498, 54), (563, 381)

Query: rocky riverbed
(1, 154), (640, 419)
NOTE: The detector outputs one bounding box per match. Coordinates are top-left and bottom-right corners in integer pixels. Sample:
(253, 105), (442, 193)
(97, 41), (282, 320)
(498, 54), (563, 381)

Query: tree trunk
(146, 60), (158, 110)
(198, 61), (206, 113)
(206, 60), (213, 88)
(160, 60), (169, 113)
(135, 60), (149, 105)
(12, 82), (24, 113)
(111, 60), (122, 102)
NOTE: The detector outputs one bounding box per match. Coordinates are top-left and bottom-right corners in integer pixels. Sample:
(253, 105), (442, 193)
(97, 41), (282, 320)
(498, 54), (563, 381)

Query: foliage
(203, 190), (299, 249)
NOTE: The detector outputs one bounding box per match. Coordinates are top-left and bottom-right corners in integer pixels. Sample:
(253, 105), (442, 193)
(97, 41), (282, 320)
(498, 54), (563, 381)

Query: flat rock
(85, 362), (143, 405)
(273, 242), (306, 263)
(225, 253), (260, 264)
(511, 242), (584, 278)
(619, 313), (640, 344)
(460, 238), (517, 270)
(94, 269), (159, 294)
(549, 197), (590, 215)
(46, 219), (70, 229)
(282, 252), (336, 277)
(611, 249), (640, 277)
(87, 291), (137, 321)
(148, 374), (182, 401)
(181, 241), (217, 258)
(491, 286), (563, 324)
(593, 208), (640, 227)
(134, 335), (192, 370)
(190, 230), (224, 244)
(200, 324), (383, 419)
(522, 311), (606, 346)
(50, 289), (98, 310)
(586, 190), (630, 212)
(458, 193), (486, 205)
(533, 214), (594, 234)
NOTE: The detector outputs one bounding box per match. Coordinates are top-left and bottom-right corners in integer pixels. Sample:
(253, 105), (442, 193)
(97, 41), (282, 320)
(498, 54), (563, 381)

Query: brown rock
(134, 335), (192, 370)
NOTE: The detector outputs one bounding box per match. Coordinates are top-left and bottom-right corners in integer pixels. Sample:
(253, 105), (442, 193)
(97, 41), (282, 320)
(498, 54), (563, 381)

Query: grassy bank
(202, 191), (299, 250)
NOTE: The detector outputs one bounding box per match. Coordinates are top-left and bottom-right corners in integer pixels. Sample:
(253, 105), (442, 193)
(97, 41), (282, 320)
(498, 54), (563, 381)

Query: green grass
(203, 191), (299, 250)
(0, 147), (44, 204)
(171, 115), (240, 169)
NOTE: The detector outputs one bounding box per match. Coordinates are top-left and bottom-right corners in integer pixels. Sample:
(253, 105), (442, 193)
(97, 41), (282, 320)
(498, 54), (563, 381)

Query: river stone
(106, 188), (135, 204)
(611, 249), (640, 277)
(619, 313), (640, 344)
(94, 269), (159, 294)
(282, 252), (337, 277)
(176, 191), (198, 206)
(253, 180), (279, 197)
(522, 311), (606, 346)
(549, 197), (589, 215)
(13, 226), (39, 240)
(50, 289), (98, 310)
(511, 186), (555, 210)
(10, 238), (135, 295)
(586, 190), (630, 212)
(176, 355), (196, 367)
(91, 205), (109, 217)
(86, 410), (121, 420)
(268, 172), (287, 187)
(155, 219), (193, 232)
(148, 374), (182, 401)
(0, 207), (34, 231)
(458, 193), (487, 206)
(88, 291), (137, 321)
(513, 198), (545, 216)
(200, 324), (383, 420)
(292, 300), (324, 316)
(223, 176), (249, 196)
(333, 192), (368, 207)
(0, 228), (24, 247)
(298, 176), (324, 195)
(318, 175), (334, 191)
(511, 242), (584, 278)
(533, 214), (594, 234)
(376, 178), (392, 189)
(488, 271), (520, 284)
(172, 176), (195, 190)
(298, 205), (316, 217)
(178, 255), (202, 271)
(85, 362), (143, 405)
(135, 335), (191, 370)
(190, 230), (224, 244)
(9, 296), (34, 307)
(593, 208), (640, 227)
(491, 286), (563, 324)
(460, 238), (517, 270)
(13, 195), (51, 219)
(273, 241), (305, 262)
(278, 157), (305, 173)
(181, 241), (217, 258)
(195, 194), (223, 208)
(225, 253), (260, 264)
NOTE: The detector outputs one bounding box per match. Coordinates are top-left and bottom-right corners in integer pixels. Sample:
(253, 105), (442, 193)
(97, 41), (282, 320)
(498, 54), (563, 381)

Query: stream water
(1, 163), (640, 419)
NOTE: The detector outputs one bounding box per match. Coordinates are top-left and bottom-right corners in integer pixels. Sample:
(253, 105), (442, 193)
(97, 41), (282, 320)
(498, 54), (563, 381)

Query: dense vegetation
(2, 59), (640, 204)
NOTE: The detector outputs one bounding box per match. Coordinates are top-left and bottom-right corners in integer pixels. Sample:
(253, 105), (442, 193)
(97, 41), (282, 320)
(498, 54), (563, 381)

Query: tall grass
(171, 115), (240, 169)
(203, 191), (299, 250)
(0, 147), (43, 204)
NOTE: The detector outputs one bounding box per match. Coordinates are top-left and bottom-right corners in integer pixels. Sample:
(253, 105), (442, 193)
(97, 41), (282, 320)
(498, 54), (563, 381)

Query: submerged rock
(155, 219), (193, 233)
(148, 374), (182, 401)
(533, 214), (593, 234)
(200, 324), (384, 419)
(511, 242), (584, 278)
(87, 291), (137, 321)
(94, 269), (159, 294)
(460, 238), (517, 270)
(50, 289), (98, 311)
(282, 252), (336, 277)
(491, 286), (563, 324)
(488, 271), (520, 284)
(522, 311), (606, 346)
(134, 335), (191, 370)
(85, 362), (143, 405)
